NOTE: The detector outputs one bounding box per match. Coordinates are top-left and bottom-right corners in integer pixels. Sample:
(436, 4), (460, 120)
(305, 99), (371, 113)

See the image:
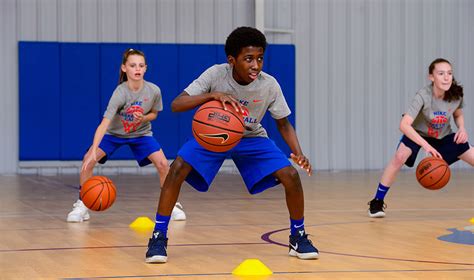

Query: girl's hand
(81, 148), (98, 172)
(290, 153), (313, 176)
(454, 127), (468, 144)
(133, 111), (144, 123)
(423, 145), (443, 159)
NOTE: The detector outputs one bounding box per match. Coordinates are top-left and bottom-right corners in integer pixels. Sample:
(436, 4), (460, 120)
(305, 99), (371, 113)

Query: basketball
(415, 157), (451, 190)
(192, 100), (245, 152)
(80, 176), (117, 211)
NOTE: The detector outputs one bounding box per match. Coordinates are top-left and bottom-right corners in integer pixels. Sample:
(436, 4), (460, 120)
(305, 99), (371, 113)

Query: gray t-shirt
(104, 81), (163, 138)
(405, 84), (464, 139)
(184, 63), (291, 138)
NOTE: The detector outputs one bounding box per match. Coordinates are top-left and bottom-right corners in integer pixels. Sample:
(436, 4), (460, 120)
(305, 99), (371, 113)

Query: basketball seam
(418, 165), (449, 188)
(192, 118), (244, 134)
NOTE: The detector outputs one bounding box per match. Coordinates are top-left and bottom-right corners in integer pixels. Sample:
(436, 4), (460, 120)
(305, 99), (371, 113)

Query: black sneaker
(368, 198), (386, 218)
(145, 231), (168, 263)
(288, 233), (319, 260)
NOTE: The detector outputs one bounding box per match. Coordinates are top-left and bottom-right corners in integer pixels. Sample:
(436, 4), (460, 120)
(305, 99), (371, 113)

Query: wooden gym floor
(0, 170), (473, 279)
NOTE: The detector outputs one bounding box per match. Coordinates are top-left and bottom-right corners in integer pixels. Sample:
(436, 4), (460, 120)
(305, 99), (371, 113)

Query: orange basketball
(192, 100), (245, 152)
(415, 157), (451, 190)
(80, 176), (116, 211)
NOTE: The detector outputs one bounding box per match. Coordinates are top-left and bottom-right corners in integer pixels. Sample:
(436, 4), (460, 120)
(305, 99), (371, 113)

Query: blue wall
(19, 42), (295, 161)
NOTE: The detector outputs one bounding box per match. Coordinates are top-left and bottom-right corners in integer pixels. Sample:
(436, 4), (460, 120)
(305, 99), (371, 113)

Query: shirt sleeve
(405, 92), (424, 119)
(268, 81), (291, 119)
(183, 66), (217, 96)
(103, 89), (125, 120)
(153, 87), (163, 112)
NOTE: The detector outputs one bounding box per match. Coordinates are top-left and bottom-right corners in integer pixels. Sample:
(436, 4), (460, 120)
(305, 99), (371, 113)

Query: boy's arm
(275, 117), (312, 176)
(171, 91), (243, 113)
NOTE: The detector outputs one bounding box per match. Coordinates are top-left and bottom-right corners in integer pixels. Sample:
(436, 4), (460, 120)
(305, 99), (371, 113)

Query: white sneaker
(171, 202), (186, 221)
(66, 199), (90, 222)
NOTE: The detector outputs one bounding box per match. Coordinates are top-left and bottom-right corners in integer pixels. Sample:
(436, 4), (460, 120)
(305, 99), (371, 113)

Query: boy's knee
(168, 158), (190, 180)
(280, 166), (300, 181)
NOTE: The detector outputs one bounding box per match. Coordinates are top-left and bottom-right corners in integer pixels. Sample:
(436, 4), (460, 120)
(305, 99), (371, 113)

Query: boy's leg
(146, 157), (193, 263)
(273, 166), (319, 260)
(148, 150), (186, 221)
(273, 166), (304, 220)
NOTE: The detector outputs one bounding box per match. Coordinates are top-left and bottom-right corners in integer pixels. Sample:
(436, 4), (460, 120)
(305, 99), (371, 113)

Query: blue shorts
(400, 133), (470, 167)
(98, 134), (162, 167)
(178, 137), (291, 195)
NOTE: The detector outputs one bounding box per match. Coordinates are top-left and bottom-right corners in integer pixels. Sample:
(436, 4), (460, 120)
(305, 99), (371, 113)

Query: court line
(0, 242), (268, 253)
(62, 268), (474, 279)
(261, 226), (474, 266)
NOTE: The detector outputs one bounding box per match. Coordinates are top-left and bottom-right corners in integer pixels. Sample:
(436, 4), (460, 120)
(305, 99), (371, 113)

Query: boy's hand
(290, 153), (312, 176)
(212, 92), (244, 113)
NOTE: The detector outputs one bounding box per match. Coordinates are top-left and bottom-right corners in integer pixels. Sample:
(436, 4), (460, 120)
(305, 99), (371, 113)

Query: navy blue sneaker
(145, 231), (168, 263)
(289, 233), (319, 259)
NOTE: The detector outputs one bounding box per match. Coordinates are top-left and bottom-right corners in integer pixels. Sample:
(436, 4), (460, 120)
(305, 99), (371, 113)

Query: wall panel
(2, 0), (473, 173)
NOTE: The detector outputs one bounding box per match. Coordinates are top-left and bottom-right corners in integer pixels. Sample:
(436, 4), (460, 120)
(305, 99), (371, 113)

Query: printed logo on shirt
(427, 111), (448, 138)
(240, 106), (258, 124)
(121, 102), (144, 133)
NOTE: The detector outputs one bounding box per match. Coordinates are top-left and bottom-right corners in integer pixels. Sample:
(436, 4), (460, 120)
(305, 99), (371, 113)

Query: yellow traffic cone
(129, 216), (154, 233)
(232, 259), (273, 276)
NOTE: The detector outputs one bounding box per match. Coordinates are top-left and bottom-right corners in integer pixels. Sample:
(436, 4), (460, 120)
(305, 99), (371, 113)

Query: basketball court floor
(0, 170), (473, 279)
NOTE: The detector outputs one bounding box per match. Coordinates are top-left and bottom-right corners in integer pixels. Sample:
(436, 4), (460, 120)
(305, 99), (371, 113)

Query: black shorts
(400, 133), (470, 167)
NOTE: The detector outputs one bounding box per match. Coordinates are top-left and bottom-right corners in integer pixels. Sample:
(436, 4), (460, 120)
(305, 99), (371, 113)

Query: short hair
(225, 27), (267, 58)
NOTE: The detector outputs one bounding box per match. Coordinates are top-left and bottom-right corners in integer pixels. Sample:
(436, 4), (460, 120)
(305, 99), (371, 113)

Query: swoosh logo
(199, 133), (229, 143)
(290, 243), (298, 251)
(253, 99), (263, 103)
(294, 223), (304, 229)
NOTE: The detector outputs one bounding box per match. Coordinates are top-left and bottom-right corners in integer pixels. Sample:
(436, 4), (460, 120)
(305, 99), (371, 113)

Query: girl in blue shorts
(368, 58), (474, 218)
(145, 27), (319, 263)
(66, 49), (185, 222)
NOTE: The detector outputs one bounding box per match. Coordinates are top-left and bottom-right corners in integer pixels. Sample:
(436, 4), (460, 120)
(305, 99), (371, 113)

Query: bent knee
(168, 158), (191, 179)
(278, 166), (300, 180)
(392, 150), (411, 167)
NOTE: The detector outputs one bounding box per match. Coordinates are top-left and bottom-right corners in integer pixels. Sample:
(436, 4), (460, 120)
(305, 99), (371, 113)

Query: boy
(145, 26), (318, 263)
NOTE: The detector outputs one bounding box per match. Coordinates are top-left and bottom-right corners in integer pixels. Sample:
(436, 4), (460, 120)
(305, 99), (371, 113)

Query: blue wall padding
(19, 42), (295, 161)
(19, 42), (62, 160)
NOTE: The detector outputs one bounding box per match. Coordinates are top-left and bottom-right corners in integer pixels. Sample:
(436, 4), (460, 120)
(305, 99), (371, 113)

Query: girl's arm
(399, 114), (442, 158)
(82, 118), (111, 171)
(453, 108), (468, 144)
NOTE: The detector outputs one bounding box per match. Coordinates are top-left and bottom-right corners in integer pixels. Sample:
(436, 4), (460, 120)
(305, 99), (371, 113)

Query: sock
(290, 217), (305, 236)
(154, 213), (171, 237)
(375, 183), (390, 200)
